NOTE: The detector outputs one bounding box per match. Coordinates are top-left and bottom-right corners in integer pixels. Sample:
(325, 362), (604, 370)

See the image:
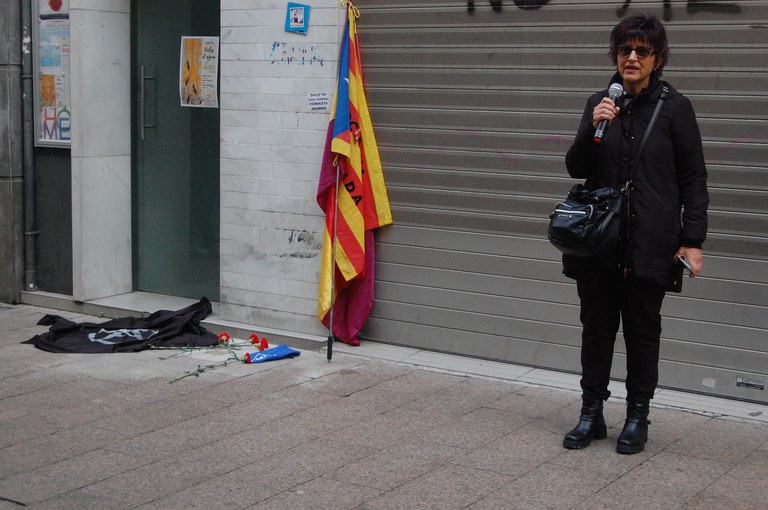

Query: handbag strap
(623, 85), (669, 190)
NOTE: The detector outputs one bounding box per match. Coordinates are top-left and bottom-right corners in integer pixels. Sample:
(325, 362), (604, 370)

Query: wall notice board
(33, 0), (71, 147)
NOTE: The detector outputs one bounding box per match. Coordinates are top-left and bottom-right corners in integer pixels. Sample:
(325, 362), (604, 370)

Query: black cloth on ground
(24, 297), (218, 353)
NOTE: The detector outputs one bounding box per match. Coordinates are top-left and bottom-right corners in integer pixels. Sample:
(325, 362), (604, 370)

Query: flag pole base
(327, 335), (335, 361)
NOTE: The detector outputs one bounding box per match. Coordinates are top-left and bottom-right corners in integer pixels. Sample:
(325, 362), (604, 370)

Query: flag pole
(327, 160), (342, 361)
(326, 0), (350, 362)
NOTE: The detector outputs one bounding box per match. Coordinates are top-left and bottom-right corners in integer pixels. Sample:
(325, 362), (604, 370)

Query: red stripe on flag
(317, 2), (392, 345)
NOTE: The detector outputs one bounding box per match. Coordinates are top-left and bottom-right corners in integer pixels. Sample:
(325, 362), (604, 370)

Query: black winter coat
(563, 73), (709, 291)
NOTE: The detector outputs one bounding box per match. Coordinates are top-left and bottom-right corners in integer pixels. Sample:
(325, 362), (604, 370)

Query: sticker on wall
(736, 376), (765, 391)
(285, 2), (311, 35)
(39, 0), (69, 19)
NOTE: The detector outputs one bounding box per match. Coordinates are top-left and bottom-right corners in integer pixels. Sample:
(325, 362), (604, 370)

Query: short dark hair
(609, 14), (669, 75)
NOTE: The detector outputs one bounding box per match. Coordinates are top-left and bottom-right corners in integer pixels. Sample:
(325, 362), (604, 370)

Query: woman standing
(562, 14), (709, 454)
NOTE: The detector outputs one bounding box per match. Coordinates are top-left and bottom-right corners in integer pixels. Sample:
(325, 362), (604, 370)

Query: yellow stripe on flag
(316, 1), (393, 343)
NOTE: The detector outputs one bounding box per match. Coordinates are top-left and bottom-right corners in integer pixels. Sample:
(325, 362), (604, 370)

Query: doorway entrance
(132, 0), (220, 300)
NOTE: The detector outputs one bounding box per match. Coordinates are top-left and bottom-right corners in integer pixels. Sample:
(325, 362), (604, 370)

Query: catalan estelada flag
(317, 1), (392, 346)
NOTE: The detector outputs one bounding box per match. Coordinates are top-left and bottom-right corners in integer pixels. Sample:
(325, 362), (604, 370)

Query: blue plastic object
(244, 344), (301, 364)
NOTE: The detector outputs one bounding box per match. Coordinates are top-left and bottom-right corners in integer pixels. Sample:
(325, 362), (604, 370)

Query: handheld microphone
(593, 83), (624, 143)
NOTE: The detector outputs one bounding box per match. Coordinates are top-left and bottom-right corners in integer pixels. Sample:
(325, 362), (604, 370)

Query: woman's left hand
(675, 247), (703, 278)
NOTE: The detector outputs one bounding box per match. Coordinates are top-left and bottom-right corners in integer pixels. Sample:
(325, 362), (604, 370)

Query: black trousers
(576, 268), (666, 401)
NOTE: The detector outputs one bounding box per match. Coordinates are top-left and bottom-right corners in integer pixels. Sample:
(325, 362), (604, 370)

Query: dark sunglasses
(617, 44), (655, 59)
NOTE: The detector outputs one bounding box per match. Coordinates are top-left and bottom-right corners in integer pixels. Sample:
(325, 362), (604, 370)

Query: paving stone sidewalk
(1, 303), (767, 509)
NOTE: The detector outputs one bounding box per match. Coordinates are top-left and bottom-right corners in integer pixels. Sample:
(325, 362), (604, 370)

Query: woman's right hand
(592, 97), (621, 129)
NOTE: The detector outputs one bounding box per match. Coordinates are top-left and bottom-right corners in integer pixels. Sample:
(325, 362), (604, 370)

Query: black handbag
(547, 185), (624, 259)
(548, 86), (668, 259)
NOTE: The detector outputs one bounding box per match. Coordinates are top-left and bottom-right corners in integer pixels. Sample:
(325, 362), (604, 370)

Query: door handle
(140, 65), (156, 140)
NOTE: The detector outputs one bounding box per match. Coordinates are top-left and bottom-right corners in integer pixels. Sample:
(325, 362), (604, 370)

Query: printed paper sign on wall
(34, 0), (72, 146)
(179, 36), (220, 108)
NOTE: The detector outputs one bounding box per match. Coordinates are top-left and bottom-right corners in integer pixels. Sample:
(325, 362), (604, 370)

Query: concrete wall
(34, 147), (72, 295)
(0, 0), (23, 303)
(70, 0), (132, 301)
(218, 0), (343, 336)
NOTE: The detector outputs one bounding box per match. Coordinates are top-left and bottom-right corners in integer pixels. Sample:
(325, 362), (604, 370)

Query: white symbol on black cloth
(88, 328), (160, 345)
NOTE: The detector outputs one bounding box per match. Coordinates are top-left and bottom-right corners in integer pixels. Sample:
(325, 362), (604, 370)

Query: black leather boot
(616, 397), (650, 454)
(563, 397), (607, 449)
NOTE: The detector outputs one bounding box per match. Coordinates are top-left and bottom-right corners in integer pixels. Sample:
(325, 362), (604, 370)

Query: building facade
(0, 1), (25, 303)
(2, 0), (767, 403)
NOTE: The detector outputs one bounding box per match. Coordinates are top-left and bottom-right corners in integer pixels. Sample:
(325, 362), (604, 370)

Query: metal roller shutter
(355, 0), (768, 403)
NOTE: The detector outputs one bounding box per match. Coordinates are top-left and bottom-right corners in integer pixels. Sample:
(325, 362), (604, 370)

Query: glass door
(133, 0), (220, 300)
